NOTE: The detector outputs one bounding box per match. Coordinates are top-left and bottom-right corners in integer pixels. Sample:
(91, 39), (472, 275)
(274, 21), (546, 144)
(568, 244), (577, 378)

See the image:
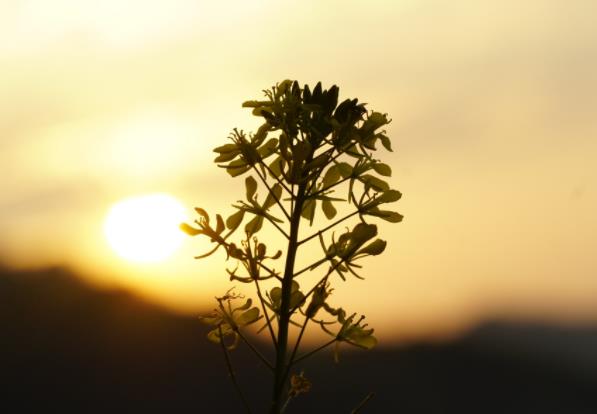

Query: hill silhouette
(1, 265), (596, 413)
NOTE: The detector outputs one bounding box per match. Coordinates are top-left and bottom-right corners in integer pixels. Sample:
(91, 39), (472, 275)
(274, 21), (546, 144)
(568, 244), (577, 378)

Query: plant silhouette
(182, 80), (402, 413)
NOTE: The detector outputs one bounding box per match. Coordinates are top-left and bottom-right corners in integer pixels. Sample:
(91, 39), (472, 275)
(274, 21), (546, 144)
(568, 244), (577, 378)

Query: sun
(104, 193), (187, 263)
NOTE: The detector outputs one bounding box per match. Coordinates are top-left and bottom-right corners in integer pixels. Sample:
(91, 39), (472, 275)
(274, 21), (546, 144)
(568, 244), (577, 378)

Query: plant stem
(298, 209), (360, 246)
(289, 255), (351, 315)
(291, 338), (337, 365)
(351, 392), (375, 414)
(280, 395), (293, 414)
(269, 182), (307, 414)
(254, 279), (278, 347)
(265, 216), (291, 240)
(236, 329), (274, 371)
(280, 316), (309, 385)
(259, 159), (293, 196)
(292, 257), (328, 278)
(252, 165), (291, 221)
(308, 174), (352, 198)
(218, 325), (253, 414)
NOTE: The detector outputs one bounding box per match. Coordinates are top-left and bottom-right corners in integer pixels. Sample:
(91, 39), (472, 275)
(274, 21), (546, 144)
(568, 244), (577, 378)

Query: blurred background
(1, 0), (596, 412)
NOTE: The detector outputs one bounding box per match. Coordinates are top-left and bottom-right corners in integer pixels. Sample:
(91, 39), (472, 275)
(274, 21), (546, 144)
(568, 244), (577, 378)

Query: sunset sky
(1, 0), (596, 342)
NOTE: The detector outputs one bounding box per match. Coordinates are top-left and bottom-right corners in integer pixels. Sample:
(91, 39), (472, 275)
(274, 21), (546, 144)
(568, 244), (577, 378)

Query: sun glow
(104, 193), (187, 263)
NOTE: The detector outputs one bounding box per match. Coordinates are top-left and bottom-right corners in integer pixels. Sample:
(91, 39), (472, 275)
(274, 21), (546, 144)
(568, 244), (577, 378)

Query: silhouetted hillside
(1, 265), (596, 413)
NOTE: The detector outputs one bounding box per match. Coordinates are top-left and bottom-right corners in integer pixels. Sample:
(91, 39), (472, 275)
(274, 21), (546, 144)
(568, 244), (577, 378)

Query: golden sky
(1, 0), (596, 341)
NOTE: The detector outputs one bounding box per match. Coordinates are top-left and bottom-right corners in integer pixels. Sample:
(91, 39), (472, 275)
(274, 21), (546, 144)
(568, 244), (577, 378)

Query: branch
(292, 257), (328, 278)
(305, 146), (335, 196)
(351, 392), (375, 414)
(251, 165), (291, 221)
(290, 338), (337, 365)
(290, 255), (352, 316)
(297, 209), (360, 246)
(218, 325), (253, 414)
(259, 262), (283, 282)
(254, 279), (278, 348)
(281, 316), (309, 385)
(259, 158), (292, 195)
(236, 329), (274, 371)
(308, 175), (352, 199)
(264, 214), (290, 240)
(305, 140), (357, 197)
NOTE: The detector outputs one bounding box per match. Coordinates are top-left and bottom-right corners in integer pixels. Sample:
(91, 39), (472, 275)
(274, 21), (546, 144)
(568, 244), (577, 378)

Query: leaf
(255, 244), (266, 260)
(290, 290), (305, 310)
(226, 209), (245, 230)
(269, 286), (281, 309)
(213, 143), (238, 154)
(242, 100), (270, 108)
(322, 165), (341, 188)
(214, 151), (239, 163)
(356, 239), (387, 256)
(207, 325), (239, 350)
(348, 333), (377, 349)
(336, 162), (353, 179)
(207, 329), (221, 344)
(245, 176), (258, 200)
(378, 133), (392, 151)
(372, 162), (392, 177)
(245, 215), (263, 236)
(258, 138), (278, 159)
(321, 199), (337, 220)
(276, 79), (293, 97)
(366, 209), (403, 223)
(263, 183), (282, 210)
(306, 284), (330, 318)
(360, 174), (389, 192)
(304, 153), (328, 171)
(198, 315), (220, 325)
(301, 198), (316, 224)
(269, 155), (285, 178)
(268, 283), (302, 313)
(226, 159), (250, 177)
(377, 190), (402, 204)
(180, 223), (202, 236)
(194, 207), (209, 223)
(278, 133), (291, 161)
(236, 307), (261, 326)
(351, 222), (378, 243)
(252, 107), (273, 117)
(360, 112), (389, 136)
(215, 214), (225, 234)
(235, 298), (253, 312)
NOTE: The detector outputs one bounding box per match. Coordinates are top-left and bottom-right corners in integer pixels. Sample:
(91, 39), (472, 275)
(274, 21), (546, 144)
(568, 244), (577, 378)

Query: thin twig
(292, 257), (328, 278)
(251, 165), (291, 221)
(351, 392), (375, 414)
(289, 255), (352, 316)
(218, 325), (253, 414)
(254, 279), (278, 348)
(280, 395), (293, 414)
(298, 210), (360, 246)
(259, 159), (293, 195)
(289, 317), (308, 366)
(259, 262), (283, 282)
(236, 329), (274, 371)
(291, 338), (337, 365)
(265, 215), (291, 240)
(309, 175), (352, 198)
(305, 141), (356, 197)
(281, 316), (309, 385)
